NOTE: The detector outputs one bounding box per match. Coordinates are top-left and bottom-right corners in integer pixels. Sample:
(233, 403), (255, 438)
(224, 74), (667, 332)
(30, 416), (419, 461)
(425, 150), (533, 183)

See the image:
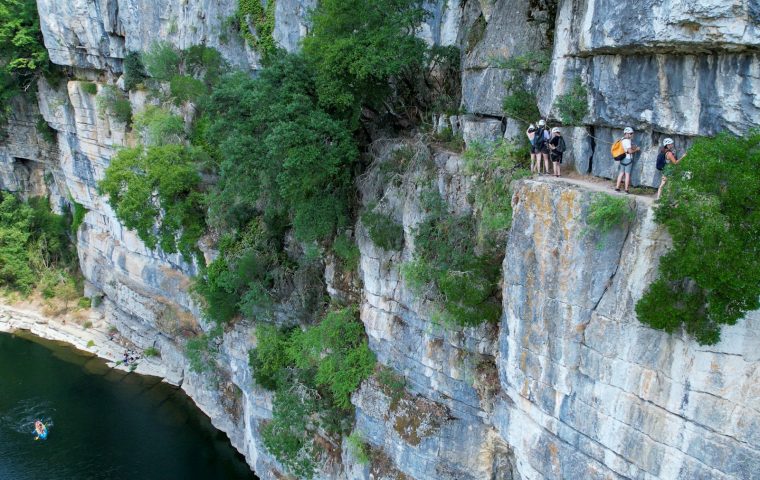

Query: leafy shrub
(96, 85), (132, 125)
(77, 297), (91, 309)
(0, 193), (76, 295)
(347, 432), (370, 465)
(303, 0), (428, 118)
(554, 77), (588, 126)
(502, 88), (540, 123)
(261, 378), (318, 478)
(585, 193), (635, 237)
(332, 233), (360, 271)
(98, 145), (206, 257)
(376, 366), (406, 403)
(81, 82), (98, 95)
(249, 324), (291, 390)
(36, 115), (56, 143)
(361, 207), (404, 251)
(169, 75), (207, 105)
(204, 56), (357, 242)
(70, 199), (86, 235)
(87, 340), (95, 348)
(402, 193), (502, 327)
(193, 219), (287, 324)
(288, 308), (376, 409)
(123, 51), (147, 90)
(0, 0), (49, 124)
(237, 0), (277, 58)
(463, 140), (531, 246)
(144, 346), (160, 357)
(132, 105), (186, 146)
(250, 307), (375, 477)
(186, 328), (220, 373)
(142, 41), (182, 81)
(491, 50), (551, 75)
(636, 131), (760, 345)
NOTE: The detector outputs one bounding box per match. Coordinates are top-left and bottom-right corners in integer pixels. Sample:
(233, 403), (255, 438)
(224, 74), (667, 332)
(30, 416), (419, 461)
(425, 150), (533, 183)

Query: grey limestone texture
(0, 0), (758, 478)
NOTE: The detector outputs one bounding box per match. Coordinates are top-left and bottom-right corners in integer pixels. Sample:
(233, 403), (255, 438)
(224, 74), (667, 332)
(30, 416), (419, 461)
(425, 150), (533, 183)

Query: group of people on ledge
(526, 122), (686, 200)
(526, 120), (566, 177)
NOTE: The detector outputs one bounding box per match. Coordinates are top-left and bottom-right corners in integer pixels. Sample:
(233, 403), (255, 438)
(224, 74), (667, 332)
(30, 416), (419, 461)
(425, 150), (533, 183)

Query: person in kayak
(34, 420), (47, 440)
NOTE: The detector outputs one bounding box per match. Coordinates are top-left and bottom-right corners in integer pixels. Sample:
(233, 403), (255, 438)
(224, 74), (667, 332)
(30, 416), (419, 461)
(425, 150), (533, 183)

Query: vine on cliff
(636, 131), (760, 345)
(236, 0), (277, 58)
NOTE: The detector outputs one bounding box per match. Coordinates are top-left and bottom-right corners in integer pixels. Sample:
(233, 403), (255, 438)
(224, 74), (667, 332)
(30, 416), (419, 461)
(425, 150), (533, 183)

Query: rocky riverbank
(0, 303), (169, 380)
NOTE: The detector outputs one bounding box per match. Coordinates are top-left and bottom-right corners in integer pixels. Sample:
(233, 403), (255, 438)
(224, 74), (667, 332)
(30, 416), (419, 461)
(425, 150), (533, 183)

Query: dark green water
(0, 332), (256, 480)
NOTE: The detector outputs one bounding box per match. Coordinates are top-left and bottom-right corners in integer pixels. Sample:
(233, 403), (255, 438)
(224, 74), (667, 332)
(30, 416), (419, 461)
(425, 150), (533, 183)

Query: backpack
(656, 150), (668, 171)
(611, 138), (626, 161)
(533, 128), (546, 149)
(555, 136), (566, 154)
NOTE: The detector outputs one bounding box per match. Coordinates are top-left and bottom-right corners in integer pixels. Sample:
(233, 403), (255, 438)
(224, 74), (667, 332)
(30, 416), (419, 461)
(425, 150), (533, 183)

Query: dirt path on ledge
(531, 171), (657, 206)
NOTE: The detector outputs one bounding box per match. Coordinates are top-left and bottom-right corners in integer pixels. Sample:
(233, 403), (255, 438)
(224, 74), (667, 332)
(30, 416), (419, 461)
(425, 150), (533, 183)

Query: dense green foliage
(0, 0), (49, 122)
(0, 193), (77, 296)
(332, 233), (360, 272)
(123, 51), (147, 91)
(186, 327), (221, 373)
(500, 51), (547, 122)
(70, 199), (86, 235)
(236, 0), (277, 58)
(585, 193), (635, 239)
(204, 56), (357, 242)
(194, 219), (289, 324)
(96, 85), (133, 125)
(81, 82), (98, 95)
(250, 308), (375, 478)
(463, 140), (531, 245)
(403, 193), (502, 327)
(132, 106), (185, 146)
(361, 207), (404, 251)
(303, 0), (428, 119)
(636, 132), (760, 345)
(503, 89), (540, 123)
(554, 77), (588, 126)
(98, 145), (206, 257)
(142, 42), (182, 82)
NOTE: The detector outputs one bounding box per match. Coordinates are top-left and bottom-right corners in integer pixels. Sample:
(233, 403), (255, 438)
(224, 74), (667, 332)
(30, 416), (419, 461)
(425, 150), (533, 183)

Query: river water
(0, 331), (256, 480)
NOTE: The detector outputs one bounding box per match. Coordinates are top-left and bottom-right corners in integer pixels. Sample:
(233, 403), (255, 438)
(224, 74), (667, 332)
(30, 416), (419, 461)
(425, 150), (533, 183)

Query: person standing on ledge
(656, 137), (686, 200)
(548, 127), (565, 177)
(534, 119), (551, 175)
(526, 124), (540, 174)
(615, 127), (640, 194)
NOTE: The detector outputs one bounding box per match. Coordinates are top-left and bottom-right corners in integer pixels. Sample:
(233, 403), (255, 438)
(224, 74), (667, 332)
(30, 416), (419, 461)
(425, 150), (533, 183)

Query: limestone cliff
(0, 0), (758, 479)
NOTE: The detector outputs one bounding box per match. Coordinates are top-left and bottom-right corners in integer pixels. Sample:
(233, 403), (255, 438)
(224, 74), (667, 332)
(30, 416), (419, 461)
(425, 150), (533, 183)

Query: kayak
(34, 422), (48, 440)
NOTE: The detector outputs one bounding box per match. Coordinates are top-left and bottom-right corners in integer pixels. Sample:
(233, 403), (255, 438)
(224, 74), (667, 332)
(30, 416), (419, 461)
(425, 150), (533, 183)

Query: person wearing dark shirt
(548, 127), (565, 177)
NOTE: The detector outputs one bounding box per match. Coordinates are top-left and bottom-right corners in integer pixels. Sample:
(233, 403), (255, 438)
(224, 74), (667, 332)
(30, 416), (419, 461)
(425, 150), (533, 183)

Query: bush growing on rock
(0, 0), (49, 123)
(249, 307), (375, 477)
(0, 193), (79, 296)
(361, 206), (404, 251)
(98, 145), (206, 258)
(554, 77), (588, 126)
(636, 131), (760, 345)
(303, 0), (428, 120)
(402, 193), (502, 327)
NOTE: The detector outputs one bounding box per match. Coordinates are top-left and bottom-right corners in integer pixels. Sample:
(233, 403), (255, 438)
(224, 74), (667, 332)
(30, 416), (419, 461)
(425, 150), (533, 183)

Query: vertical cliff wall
(0, 0), (758, 479)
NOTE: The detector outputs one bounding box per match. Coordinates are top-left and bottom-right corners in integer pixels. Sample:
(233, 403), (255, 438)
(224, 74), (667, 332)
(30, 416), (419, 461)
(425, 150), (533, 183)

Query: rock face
(498, 180), (760, 479)
(0, 0), (758, 479)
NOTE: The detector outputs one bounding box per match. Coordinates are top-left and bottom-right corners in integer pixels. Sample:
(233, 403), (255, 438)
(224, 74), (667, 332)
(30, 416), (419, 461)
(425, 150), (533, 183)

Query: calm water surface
(0, 332), (256, 480)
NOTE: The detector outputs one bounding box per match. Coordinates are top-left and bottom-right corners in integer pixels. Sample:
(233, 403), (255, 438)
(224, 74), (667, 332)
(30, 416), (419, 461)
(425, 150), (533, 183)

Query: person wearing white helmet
(532, 119), (551, 174)
(526, 124), (540, 174)
(614, 127), (641, 194)
(656, 137), (687, 200)
(548, 127), (565, 177)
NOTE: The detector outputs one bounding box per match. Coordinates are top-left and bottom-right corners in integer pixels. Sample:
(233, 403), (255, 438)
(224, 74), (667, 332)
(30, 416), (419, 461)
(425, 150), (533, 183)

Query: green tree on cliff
(636, 131), (760, 345)
(0, 0), (49, 121)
